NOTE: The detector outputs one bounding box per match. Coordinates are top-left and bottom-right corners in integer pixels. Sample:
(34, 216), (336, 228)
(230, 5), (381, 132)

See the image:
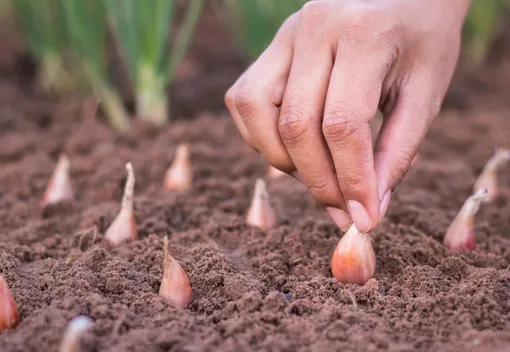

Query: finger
(323, 50), (394, 232)
(225, 70), (255, 149)
(278, 10), (351, 229)
(374, 71), (442, 218)
(233, 14), (299, 172)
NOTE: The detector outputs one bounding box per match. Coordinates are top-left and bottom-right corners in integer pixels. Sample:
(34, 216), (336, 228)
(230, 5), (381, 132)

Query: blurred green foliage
(463, 0), (509, 65)
(220, 0), (308, 60)
(104, 0), (203, 124)
(11, 0), (78, 93)
(6, 0), (510, 129)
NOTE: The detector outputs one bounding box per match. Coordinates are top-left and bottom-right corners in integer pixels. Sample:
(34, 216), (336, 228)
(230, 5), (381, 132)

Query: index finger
(322, 53), (391, 232)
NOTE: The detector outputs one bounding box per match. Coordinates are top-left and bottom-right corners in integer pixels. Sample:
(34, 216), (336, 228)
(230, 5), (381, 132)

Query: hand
(225, 0), (471, 232)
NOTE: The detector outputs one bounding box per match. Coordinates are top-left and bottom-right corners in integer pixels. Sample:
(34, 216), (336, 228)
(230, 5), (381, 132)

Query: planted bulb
(246, 179), (277, 231)
(443, 188), (489, 251)
(159, 236), (192, 309)
(104, 163), (137, 245)
(41, 154), (73, 206)
(473, 148), (510, 200)
(331, 224), (376, 285)
(164, 144), (192, 192)
(59, 316), (93, 352)
(0, 275), (20, 332)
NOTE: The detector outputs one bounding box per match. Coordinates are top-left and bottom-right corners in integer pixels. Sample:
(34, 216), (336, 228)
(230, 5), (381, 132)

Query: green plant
(104, 0), (203, 125)
(221, 0), (308, 60)
(62, 0), (129, 131)
(11, 0), (75, 93)
(463, 0), (510, 66)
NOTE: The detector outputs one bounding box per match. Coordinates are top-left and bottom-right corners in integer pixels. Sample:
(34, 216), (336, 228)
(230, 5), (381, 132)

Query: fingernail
(347, 200), (373, 233)
(379, 190), (391, 221)
(326, 207), (352, 231)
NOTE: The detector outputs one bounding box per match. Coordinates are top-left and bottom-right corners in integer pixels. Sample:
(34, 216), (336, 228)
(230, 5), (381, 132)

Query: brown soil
(1, 7), (510, 352)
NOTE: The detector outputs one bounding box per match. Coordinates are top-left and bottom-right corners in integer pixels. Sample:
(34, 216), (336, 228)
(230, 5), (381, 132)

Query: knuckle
(278, 108), (310, 145)
(305, 174), (331, 201)
(234, 88), (258, 119)
(322, 109), (359, 140)
(342, 172), (370, 197)
(299, 1), (328, 27)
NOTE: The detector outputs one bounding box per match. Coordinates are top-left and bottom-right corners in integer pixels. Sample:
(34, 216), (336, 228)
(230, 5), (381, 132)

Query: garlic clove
(331, 224), (376, 285)
(59, 316), (93, 352)
(0, 275), (20, 332)
(159, 236), (192, 309)
(443, 188), (489, 251)
(41, 154), (74, 206)
(473, 148), (510, 200)
(164, 144), (193, 192)
(104, 163), (137, 245)
(246, 179), (277, 231)
(473, 169), (497, 201)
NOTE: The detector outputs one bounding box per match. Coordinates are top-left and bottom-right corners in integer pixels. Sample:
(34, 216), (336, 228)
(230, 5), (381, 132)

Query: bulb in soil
(267, 164), (286, 180)
(59, 316), (93, 352)
(246, 179), (277, 231)
(0, 275), (20, 332)
(159, 236), (192, 309)
(331, 224), (376, 285)
(104, 163), (137, 246)
(443, 188), (489, 251)
(164, 144), (192, 192)
(473, 148), (510, 200)
(41, 154), (74, 207)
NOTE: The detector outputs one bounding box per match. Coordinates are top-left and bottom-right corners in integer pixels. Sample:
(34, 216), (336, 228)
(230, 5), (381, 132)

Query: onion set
(331, 224), (376, 285)
(246, 179), (277, 231)
(443, 188), (489, 251)
(104, 163), (137, 245)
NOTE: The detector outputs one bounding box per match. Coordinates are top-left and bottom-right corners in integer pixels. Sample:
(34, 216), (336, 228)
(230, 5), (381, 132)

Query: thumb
(374, 71), (443, 217)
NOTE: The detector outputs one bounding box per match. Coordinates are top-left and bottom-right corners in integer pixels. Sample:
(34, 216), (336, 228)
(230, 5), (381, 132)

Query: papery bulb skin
(59, 316), (93, 352)
(246, 179), (277, 231)
(159, 236), (192, 309)
(331, 225), (376, 285)
(42, 154), (74, 206)
(474, 169), (497, 200)
(473, 149), (510, 200)
(104, 163), (137, 245)
(267, 164), (286, 180)
(443, 188), (489, 251)
(164, 144), (192, 192)
(0, 275), (20, 332)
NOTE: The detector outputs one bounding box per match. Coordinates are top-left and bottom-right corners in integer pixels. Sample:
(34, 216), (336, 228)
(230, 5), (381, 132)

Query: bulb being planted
(59, 316), (93, 352)
(246, 179), (277, 231)
(159, 236), (192, 309)
(164, 144), (193, 192)
(0, 275), (20, 332)
(443, 188), (489, 251)
(41, 154), (74, 207)
(104, 163), (137, 246)
(331, 224), (376, 285)
(473, 148), (510, 200)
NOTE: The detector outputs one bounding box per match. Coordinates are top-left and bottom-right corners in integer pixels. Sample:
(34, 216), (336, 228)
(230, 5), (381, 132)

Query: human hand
(225, 0), (471, 232)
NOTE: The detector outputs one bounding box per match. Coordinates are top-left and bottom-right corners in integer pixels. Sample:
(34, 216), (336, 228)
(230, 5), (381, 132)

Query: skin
(225, 0), (472, 232)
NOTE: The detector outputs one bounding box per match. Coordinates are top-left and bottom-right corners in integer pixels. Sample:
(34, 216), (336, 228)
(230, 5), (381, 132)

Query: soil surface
(1, 7), (510, 352)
